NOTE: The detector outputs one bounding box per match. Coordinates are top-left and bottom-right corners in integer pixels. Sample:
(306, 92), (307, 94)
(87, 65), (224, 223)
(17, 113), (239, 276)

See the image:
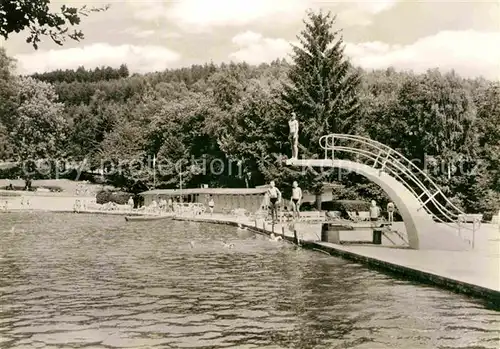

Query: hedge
(96, 190), (131, 205)
(2, 185), (63, 192)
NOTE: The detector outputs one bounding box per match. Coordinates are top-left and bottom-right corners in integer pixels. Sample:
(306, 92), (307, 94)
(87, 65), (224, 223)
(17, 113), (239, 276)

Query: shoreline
(172, 215), (500, 307)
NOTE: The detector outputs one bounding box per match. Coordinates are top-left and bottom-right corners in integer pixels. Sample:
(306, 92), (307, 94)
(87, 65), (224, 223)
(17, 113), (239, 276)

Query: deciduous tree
(9, 77), (67, 165)
(0, 0), (109, 49)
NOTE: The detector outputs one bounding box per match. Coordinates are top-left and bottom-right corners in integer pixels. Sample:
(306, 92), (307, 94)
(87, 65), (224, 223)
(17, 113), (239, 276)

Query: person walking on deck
(288, 112), (299, 160)
(290, 181), (302, 220)
(370, 200), (381, 226)
(387, 201), (395, 224)
(267, 181), (281, 224)
(208, 195), (215, 216)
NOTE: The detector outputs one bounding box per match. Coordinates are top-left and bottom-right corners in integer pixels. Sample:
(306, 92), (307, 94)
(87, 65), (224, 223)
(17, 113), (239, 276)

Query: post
(153, 154), (156, 188)
(293, 229), (299, 245)
(498, 209), (500, 232)
(472, 225), (476, 249)
(331, 136), (335, 160)
(321, 223), (328, 242)
(179, 170), (183, 203)
(379, 149), (392, 172)
(372, 228), (382, 245)
(321, 223), (340, 244)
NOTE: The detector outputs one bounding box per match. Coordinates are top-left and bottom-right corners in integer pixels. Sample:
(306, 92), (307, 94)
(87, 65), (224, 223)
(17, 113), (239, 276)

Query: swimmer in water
(269, 233), (283, 242)
(189, 241), (195, 248)
(222, 240), (235, 248)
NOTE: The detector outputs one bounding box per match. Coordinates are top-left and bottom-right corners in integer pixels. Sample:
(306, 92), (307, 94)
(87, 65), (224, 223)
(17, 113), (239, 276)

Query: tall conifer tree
(282, 10), (361, 156)
(280, 10), (361, 207)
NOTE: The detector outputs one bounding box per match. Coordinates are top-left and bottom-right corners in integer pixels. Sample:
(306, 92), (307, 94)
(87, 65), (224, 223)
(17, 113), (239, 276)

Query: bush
(327, 200), (371, 213)
(96, 190), (130, 205)
(483, 212), (493, 222)
(40, 186), (63, 192)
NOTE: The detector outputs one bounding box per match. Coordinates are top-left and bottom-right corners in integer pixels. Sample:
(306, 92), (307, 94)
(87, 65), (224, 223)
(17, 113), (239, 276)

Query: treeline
(0, 11), (499, 216)
(31, 64), (130, 83)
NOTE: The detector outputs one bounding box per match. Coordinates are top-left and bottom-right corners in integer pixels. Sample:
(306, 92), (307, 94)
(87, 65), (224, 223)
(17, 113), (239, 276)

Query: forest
(0, 11), (499, 217)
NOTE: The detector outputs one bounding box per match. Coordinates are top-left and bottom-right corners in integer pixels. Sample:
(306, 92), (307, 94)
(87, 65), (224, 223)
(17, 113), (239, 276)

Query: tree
(8, 77), (67, 176)
(282, 10), (361, 147)
(0, 0), (109, 49)
(0, 48), (17, 160)
(147, 92), (225, 189)
(467, 81), (500, 215)
(0, 48), (16, 115)
(98, 119), (148, 191)
(214, 75), (287, 189)
(281, 10), (362, 207)
(395, 70), (477, 169)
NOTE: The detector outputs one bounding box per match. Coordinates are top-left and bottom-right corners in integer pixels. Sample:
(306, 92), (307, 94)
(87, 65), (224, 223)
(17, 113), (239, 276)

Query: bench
(457, 214), (483, 223)
(347, 211), (371, 222)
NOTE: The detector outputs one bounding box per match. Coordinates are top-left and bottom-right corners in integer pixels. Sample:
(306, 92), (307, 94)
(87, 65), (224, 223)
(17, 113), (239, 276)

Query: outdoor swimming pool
(0, 212), (499, 348)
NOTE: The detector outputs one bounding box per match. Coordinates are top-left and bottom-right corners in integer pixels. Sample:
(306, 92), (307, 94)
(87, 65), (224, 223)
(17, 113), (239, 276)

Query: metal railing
(318, 134), (481, 240)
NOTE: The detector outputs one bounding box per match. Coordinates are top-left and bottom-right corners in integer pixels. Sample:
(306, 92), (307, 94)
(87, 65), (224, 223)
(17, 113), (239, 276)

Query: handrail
(318, 134), (479, 235)
(320, 134), (467, 216)
(320, 134), (474, 226)
(327, 145), (469, 232)
(320, 135), (452, 214)
(329, 141), (465, 223)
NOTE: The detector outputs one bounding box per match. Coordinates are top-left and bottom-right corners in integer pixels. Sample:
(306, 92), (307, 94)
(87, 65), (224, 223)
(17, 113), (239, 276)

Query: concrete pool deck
(172, 213), (500, 306)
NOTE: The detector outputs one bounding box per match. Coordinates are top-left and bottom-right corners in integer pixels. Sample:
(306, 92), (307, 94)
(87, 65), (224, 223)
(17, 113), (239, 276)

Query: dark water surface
(0, 212), (499, 349)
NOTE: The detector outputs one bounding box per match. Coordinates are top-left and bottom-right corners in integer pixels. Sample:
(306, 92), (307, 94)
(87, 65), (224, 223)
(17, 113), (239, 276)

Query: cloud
(232, 31), (264, 46)
(120, 27), (182, 39)
(151, 0), (309, 31)
(344, 30), (500, 80)
(230, 31), (294, 65)
(338, 0), (397, 26)
(129, 1), (398, 31)
(121, 28), (156, 39)
(14, 43), (181, 74)
(229, 30), (500, 80)
(358, 0), (398, 14)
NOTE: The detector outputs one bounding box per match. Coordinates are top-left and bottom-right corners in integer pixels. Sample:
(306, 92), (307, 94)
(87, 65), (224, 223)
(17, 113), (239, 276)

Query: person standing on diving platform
(288, 112), (299, 160)
(267, 181), (281, 224)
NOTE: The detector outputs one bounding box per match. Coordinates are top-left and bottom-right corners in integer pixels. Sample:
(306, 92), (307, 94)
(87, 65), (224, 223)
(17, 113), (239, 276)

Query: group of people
(266, 180), (302, 223)
(369, 200), (395, 223)
(147, 197), (175, 212)
(266, 180), (396, 224)
(146, 195), (215, 215)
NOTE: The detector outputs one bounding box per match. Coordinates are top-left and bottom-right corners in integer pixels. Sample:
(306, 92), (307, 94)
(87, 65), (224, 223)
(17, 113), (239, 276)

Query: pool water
(0, 212), (499, 348)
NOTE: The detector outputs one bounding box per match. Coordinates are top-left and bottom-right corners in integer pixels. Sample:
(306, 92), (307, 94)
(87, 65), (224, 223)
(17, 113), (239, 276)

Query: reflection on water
(0, 212), (499, 349)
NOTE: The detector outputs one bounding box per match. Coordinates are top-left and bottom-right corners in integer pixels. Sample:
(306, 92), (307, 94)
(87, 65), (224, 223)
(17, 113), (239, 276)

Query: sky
(1, 0), (499, 80)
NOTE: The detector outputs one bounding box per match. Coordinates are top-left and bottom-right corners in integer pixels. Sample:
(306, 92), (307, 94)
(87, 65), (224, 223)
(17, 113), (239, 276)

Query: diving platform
(285, 134), (482, 251)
